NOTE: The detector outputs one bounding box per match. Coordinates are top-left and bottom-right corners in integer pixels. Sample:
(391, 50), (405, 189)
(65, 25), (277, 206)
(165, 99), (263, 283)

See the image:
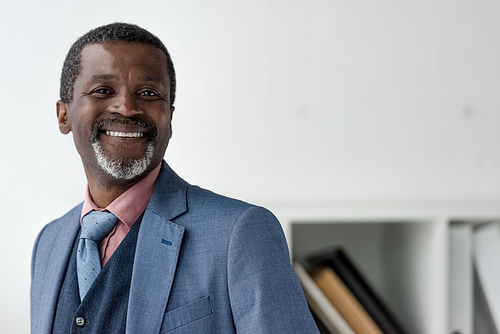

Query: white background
(1, 0), (500, 331)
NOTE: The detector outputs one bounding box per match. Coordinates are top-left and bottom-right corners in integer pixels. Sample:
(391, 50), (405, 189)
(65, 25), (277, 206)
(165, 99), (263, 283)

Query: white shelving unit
(268, 202), (500, 334)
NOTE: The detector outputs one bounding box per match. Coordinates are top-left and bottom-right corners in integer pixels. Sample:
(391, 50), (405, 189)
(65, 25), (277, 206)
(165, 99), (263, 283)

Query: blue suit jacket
(31, 162), (319, 333)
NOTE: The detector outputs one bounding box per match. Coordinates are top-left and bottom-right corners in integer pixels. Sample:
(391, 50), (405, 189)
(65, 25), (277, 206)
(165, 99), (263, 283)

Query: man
(31, 23), (319, 333)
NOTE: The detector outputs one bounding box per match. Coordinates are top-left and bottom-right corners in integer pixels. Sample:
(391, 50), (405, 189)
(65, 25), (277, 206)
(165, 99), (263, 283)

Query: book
(308, 248), (408, 334)
(309, 265), (383, 334)
(473, 266), (497, 334)
(294, 262), (355, 334)
(449, 224), (473, 334)
(473, 222), (500, 332)
(310, 306), (334, 334)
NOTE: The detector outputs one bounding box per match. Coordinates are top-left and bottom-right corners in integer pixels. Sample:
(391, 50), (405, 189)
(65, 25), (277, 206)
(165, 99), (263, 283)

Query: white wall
(1, 0), (500, 331)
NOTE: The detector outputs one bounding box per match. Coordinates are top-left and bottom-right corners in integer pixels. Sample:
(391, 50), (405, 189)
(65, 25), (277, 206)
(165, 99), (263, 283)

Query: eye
(92, 88), (113, 95)
(139, 90), (159, 97)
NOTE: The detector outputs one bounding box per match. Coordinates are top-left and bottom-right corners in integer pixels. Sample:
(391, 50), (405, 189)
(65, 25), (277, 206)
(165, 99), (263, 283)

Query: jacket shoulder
(32, 203), (82, 265)
(38, 203), (83, 236)
(186, 184), (254, 211)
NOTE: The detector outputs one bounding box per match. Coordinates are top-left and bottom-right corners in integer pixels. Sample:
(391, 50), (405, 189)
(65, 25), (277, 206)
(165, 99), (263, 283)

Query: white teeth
(105, 130), (145, 138)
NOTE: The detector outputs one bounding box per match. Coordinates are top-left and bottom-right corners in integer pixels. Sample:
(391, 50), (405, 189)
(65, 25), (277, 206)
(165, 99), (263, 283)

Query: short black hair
(59, 22), (176, 106)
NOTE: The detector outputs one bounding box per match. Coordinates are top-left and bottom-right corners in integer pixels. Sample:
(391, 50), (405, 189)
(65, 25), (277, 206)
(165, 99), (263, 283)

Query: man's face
(57, 41), (174, 184)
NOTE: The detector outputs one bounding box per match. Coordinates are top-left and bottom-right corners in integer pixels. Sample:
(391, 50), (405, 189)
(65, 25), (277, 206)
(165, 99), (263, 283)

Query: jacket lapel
(126, 162), (188, 333)
(34, 205), (81, 334)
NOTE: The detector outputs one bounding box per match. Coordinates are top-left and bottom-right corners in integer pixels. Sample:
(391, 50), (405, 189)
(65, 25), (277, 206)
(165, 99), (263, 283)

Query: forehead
(78, 41), (169, 83)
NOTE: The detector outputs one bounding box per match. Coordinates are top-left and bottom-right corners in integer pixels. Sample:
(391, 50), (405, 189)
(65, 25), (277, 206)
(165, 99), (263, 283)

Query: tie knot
(80, 211), (118, 243)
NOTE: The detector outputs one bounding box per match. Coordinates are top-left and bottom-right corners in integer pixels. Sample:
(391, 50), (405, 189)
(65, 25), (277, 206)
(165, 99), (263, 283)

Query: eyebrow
(90, 74), (163, 83)
(91, 74), (117, 81)
(138, 75), (163, 83)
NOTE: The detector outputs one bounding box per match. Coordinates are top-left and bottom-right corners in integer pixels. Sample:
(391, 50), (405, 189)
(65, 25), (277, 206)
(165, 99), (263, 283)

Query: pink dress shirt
(80, 164), (162, 267)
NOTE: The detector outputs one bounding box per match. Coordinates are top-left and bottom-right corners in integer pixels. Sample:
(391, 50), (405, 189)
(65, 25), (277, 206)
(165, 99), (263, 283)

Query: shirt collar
(81, 163), (162, 227)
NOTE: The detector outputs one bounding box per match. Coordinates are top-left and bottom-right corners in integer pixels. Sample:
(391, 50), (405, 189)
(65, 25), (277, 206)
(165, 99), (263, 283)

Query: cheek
(68, 110), (97, 150)
(154, 113), (173, 138)
(69, 103), (104, 136)
(71, 125), (91, 154)
(70, 118), (90, 143)
(154, 123), (172, 151)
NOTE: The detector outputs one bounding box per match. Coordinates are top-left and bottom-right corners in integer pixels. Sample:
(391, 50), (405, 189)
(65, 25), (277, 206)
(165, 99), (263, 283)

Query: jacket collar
(126, 161), (188, 333)
(146, 161), (188, 221)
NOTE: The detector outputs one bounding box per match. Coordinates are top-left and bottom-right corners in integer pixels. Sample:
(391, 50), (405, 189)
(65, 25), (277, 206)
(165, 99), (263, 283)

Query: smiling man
(57, 40), (174, 207)
(30, 23), (319, 334)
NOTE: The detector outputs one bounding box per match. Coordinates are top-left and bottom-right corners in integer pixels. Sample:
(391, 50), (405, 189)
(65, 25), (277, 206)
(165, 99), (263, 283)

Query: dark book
(307, 248), (408, 334)
(294, 262), (355, 334)
(310, 306), (333, 334)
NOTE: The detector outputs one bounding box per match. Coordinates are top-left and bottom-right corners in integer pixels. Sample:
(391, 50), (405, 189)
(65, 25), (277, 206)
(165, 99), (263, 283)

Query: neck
(87, 182), (134, 208)
(84, 169), (143, 208)
(83, 159), (163, 208)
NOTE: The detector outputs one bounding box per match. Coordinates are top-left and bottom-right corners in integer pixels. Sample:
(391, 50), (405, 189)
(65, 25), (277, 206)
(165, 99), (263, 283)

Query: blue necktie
(77, 211), (118, 301)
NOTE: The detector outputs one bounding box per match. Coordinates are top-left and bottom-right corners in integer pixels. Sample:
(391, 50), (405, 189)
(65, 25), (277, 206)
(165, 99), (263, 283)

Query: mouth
(105, 130), (146, 138)
(92, 119), (157, 143)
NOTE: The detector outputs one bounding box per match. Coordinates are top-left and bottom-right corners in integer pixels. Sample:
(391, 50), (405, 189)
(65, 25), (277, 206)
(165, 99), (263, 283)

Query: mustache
(91, 118), (157, 143)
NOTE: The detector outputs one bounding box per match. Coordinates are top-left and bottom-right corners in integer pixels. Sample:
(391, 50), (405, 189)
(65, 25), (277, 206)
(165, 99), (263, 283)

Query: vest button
(75, 316), (85, 327)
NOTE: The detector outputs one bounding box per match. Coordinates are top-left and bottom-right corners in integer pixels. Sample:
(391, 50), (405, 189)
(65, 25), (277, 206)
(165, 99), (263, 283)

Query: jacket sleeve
(31, 225), (45, 282)
(227, 206), (319, 333)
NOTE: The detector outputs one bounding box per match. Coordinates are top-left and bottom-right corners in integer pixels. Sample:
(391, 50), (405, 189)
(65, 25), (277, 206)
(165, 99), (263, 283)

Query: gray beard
(92, 140), (155, 180)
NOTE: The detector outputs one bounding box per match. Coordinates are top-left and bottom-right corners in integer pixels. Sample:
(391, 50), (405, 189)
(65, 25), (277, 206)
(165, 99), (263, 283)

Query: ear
(169, 106), (175, 138)
(56, 100), (71, 134)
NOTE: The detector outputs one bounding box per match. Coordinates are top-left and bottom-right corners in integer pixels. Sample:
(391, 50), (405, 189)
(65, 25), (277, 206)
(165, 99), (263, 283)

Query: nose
(108, 92), (142, 117)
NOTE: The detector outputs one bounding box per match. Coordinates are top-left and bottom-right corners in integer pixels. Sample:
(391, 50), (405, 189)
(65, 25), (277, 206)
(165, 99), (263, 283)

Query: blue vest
(52, 216), (142, 333)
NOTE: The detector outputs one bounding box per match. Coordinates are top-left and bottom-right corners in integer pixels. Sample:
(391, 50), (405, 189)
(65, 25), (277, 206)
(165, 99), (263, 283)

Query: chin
(92, 140), (155, 180)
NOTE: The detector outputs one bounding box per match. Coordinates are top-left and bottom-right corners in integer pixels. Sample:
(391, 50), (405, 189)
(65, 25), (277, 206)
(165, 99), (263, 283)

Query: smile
(105, 130), (145, 138)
